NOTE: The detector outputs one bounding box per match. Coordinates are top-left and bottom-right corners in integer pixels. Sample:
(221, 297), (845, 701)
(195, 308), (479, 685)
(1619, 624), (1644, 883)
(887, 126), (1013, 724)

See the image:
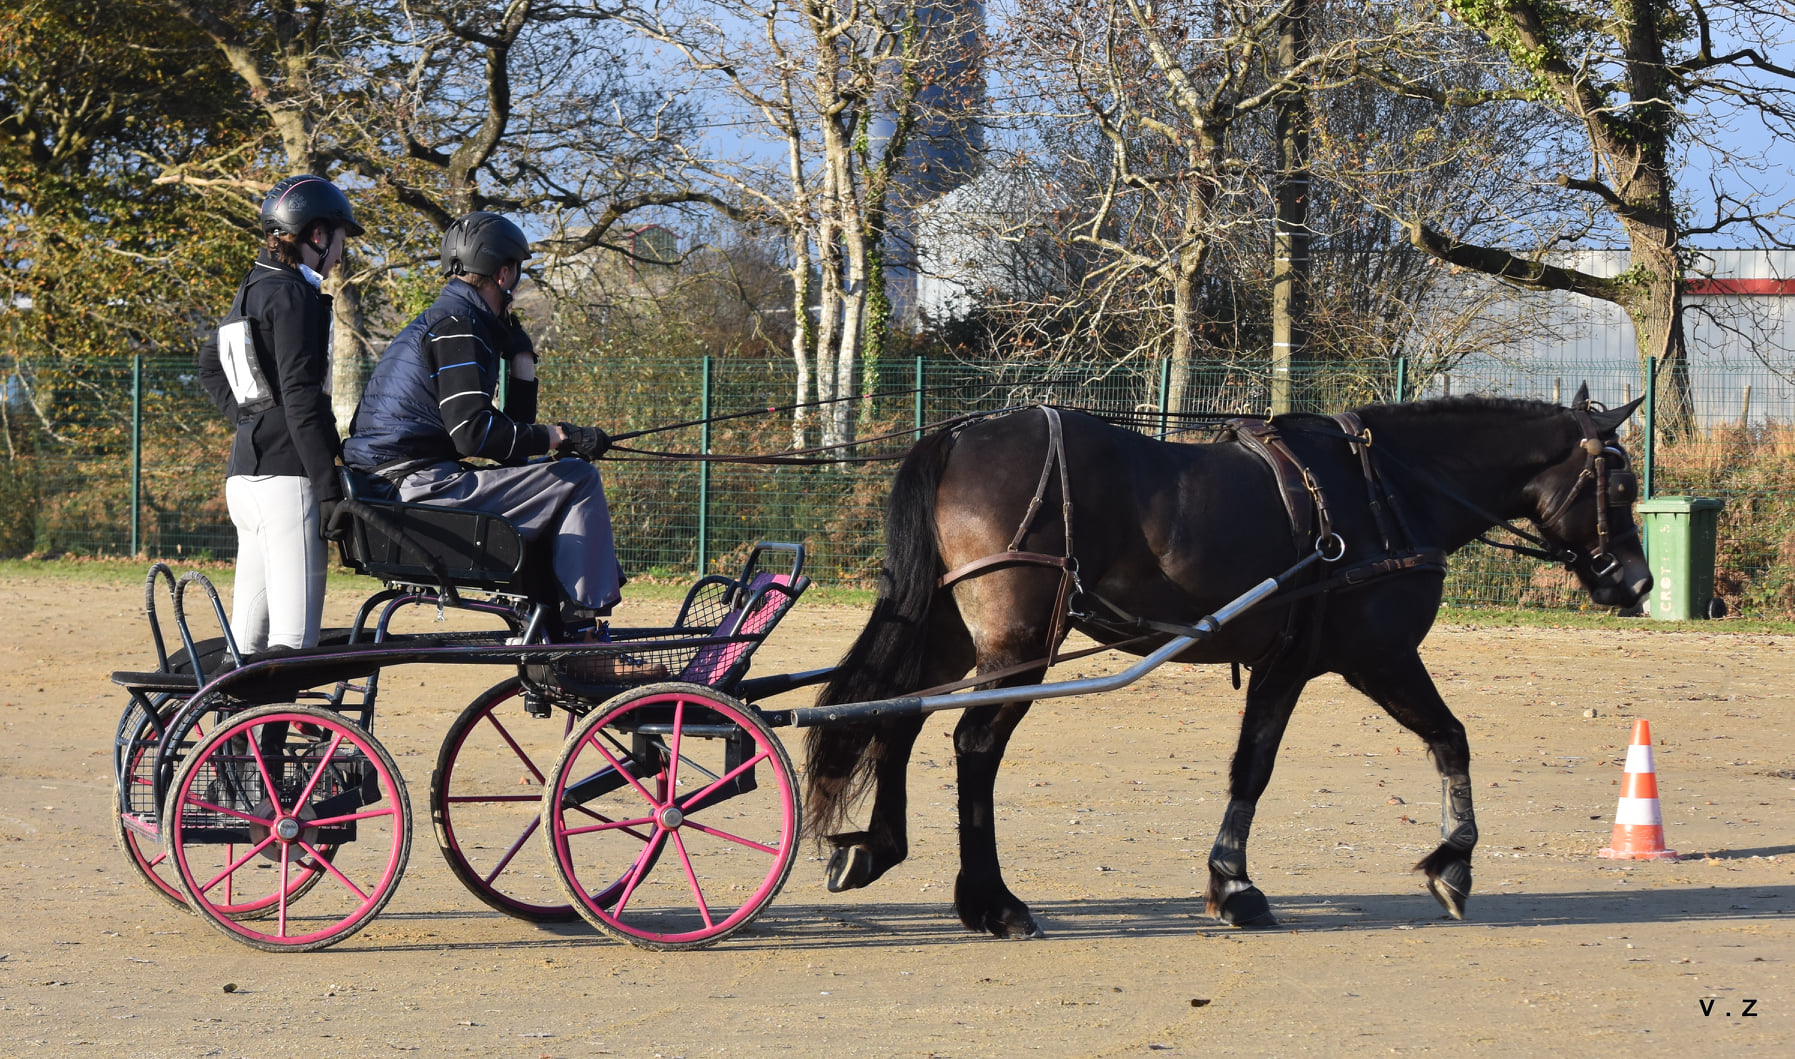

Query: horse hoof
(1217, 886), (1278, 928)
(826, 845), (874, 892)
(969, 907), (1039, 939)
(1427, 862), (1472, 920)
(992, 910), (1042, 939)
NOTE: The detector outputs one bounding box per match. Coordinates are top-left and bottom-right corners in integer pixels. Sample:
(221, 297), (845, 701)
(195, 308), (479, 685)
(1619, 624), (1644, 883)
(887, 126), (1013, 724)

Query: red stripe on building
(1683, 278), (1795, 295)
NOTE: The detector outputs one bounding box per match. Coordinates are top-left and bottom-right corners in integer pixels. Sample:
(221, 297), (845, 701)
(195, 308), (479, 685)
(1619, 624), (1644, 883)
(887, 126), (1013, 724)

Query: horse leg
(1206, 660), (1310, 928)
(953, 697), (1039, 938)
(1342, 650), (1477, 919)
(824, 715), (924, 891)
(825, 603), (975, 893)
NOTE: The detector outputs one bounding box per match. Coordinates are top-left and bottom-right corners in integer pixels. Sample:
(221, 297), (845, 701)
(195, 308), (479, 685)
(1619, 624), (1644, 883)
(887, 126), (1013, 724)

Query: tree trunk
(1627, 237), (1693, 439)
(1269, 0), (1311, 415)
(789, 226), (815, 451)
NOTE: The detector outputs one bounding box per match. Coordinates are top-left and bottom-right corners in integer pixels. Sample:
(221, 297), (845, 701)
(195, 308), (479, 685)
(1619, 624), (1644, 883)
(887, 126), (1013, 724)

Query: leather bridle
(1477, 403), (1639, 578)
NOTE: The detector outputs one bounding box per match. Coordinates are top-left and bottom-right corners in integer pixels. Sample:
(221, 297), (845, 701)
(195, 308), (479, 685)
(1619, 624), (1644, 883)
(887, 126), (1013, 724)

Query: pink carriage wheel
(162, 704), (411, 953)
(430, 678), (579, 922)
(115, 701), (334, 917)
(542, 682), (799, 950)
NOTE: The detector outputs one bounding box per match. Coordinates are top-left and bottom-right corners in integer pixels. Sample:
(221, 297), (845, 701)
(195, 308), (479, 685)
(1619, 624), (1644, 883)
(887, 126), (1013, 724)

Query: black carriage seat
(334, 467), (539, 598)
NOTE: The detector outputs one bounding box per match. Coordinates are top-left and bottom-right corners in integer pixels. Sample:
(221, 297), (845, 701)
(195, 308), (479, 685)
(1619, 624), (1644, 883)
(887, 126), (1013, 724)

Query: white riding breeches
(226, 474), (327, 653)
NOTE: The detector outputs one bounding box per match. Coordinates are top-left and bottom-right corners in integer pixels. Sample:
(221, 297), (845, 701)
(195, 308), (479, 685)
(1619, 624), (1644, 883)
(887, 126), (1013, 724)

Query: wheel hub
(655, 805), (685, 830)
(274, 816), (302, 842)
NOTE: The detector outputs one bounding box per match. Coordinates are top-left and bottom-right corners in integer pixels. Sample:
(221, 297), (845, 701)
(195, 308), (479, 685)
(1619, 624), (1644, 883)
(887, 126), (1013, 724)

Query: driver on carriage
(342, 211), (632, 646)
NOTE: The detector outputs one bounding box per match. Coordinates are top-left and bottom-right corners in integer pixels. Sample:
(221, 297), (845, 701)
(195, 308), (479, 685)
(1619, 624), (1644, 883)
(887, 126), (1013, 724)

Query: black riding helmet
(441, 211), (532, 278)
(260, 175), (365, 238)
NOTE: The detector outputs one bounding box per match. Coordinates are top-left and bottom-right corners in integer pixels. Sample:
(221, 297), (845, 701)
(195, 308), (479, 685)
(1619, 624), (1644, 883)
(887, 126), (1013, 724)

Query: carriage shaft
(787, 573), (1288, 728)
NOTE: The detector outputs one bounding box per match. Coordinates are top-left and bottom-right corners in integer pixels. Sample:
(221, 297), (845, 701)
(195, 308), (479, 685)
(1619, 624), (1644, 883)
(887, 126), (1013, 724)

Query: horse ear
(1589, 395), (1646, 434)
(1571, 381), (1590, 408)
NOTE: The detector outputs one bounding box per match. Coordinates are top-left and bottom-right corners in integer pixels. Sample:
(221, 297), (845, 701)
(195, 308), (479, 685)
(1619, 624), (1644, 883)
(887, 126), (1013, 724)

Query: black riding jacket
(196, 250), (344, 503)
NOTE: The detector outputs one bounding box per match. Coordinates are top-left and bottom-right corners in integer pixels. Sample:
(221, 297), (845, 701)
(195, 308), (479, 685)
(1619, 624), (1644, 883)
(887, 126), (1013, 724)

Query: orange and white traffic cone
(1599, 718), (1677, 861)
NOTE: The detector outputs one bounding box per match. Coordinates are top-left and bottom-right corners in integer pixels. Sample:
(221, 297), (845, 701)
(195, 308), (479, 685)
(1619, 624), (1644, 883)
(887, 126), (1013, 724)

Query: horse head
(1527, 384), (1653, 608)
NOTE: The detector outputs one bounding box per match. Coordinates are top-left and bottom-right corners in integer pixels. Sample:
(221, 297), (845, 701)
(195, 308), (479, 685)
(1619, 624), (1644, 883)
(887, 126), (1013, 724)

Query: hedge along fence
(5, 349), (1795, 616)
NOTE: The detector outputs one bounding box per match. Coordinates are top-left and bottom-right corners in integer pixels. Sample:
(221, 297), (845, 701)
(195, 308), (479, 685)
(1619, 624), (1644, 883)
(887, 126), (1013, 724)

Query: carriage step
(119, 813), (159, 841)
(110, 670), (202, 692)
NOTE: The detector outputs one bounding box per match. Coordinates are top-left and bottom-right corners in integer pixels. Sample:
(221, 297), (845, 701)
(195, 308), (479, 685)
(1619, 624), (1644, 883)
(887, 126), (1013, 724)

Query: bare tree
(618, 0), (980, 451)
(1358, 0), (1795, 434)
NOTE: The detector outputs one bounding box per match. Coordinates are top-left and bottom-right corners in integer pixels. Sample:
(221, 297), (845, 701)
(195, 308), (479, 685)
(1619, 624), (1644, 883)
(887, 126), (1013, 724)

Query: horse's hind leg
(825, 605), (975, 893)
(1342, 649), (1477, 919)
(824, 715), (924, 891)
(1207, 661), (1310, 928)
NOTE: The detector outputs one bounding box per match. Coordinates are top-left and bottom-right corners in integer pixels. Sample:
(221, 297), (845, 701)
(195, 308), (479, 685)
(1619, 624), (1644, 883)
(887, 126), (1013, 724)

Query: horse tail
(803, 427), (956, 840)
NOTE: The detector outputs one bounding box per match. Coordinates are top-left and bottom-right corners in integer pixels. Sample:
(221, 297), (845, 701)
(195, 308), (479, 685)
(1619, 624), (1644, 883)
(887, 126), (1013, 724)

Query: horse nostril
(1631, 574), (1654, 600)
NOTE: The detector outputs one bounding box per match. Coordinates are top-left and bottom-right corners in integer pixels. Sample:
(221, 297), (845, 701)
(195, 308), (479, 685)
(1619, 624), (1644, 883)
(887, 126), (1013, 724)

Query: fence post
(914, 355), (924, 440)
(1643, 354), (1657, 500)
(697, 354), (712, 576)
(1157, 356), (1172, 436)
(130, 354), (143, 557)
(1394, 355), (1407, 403)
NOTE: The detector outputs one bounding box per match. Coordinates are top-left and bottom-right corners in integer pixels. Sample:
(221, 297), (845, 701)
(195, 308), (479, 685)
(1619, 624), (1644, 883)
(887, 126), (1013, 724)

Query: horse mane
(1349, 394), (1575, 469)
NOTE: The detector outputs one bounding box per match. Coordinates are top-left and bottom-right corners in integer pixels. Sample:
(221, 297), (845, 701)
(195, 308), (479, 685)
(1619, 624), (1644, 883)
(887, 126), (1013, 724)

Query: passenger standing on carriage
(342, 210), (624, 633)
(198, 175), (363, 654)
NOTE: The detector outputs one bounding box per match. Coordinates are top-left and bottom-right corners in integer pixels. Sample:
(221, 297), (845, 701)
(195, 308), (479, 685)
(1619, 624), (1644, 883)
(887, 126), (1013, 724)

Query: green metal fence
(5, 350), (1793, 617)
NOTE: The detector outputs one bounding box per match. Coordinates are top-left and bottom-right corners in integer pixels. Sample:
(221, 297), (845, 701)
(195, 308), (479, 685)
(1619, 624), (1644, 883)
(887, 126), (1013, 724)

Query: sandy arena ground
(1, 569), (1792, 1057)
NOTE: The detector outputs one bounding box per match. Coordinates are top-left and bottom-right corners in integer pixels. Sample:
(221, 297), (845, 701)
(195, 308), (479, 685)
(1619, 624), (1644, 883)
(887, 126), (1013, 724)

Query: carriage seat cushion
(678, 573), (799, 688)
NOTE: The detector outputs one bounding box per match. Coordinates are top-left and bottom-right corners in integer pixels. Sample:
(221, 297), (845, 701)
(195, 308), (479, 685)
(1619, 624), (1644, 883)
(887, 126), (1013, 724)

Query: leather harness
(931, 405), (1448, 670)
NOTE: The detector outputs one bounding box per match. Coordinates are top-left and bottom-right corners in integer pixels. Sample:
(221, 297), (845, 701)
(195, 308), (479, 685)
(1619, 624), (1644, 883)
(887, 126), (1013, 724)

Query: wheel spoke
(307, 805), (395, 828)
(560, 814), (657, 841)
(670, 830), (714, 929)
(196, 834), (278, 895)
(665, 698), (686, 791)
(676, 750), (769, 814)
(480, 817), (542, 886)
(681, 818), (781, 856)
(300, 839), (371, 902)
(244, 730), (285, 816)
(292, 730), (348, 808)
(612, 829), (668, 917)
(586, 733), (662, 809)
(178, 795), (275, 828)
(480, 711), (548, 784)
(277, 842), (291, 938)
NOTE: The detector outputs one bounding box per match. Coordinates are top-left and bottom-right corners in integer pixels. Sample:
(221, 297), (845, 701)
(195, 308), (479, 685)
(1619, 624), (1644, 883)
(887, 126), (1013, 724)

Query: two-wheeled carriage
(110, 467), (826, 952)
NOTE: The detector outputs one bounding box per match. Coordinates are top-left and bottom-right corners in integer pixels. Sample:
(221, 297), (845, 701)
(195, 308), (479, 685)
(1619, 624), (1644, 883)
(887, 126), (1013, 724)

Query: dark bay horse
(804, 391), (1652, 936)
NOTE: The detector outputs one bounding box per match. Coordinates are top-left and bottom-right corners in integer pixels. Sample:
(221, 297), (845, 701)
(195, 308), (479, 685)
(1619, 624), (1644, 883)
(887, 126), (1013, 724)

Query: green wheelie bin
(1637, 495), (1725, 620)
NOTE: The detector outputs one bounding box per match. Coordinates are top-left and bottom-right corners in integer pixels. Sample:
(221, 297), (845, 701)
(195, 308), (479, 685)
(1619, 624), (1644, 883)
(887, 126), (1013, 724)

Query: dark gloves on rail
(320, 498), (350, 542)
(557, 422), (611, 460)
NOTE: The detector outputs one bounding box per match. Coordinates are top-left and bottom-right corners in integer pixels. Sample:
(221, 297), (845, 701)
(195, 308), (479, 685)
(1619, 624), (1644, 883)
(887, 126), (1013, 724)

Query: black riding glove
(557, 422), (610, 460)
(319, 498), (349, 542)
